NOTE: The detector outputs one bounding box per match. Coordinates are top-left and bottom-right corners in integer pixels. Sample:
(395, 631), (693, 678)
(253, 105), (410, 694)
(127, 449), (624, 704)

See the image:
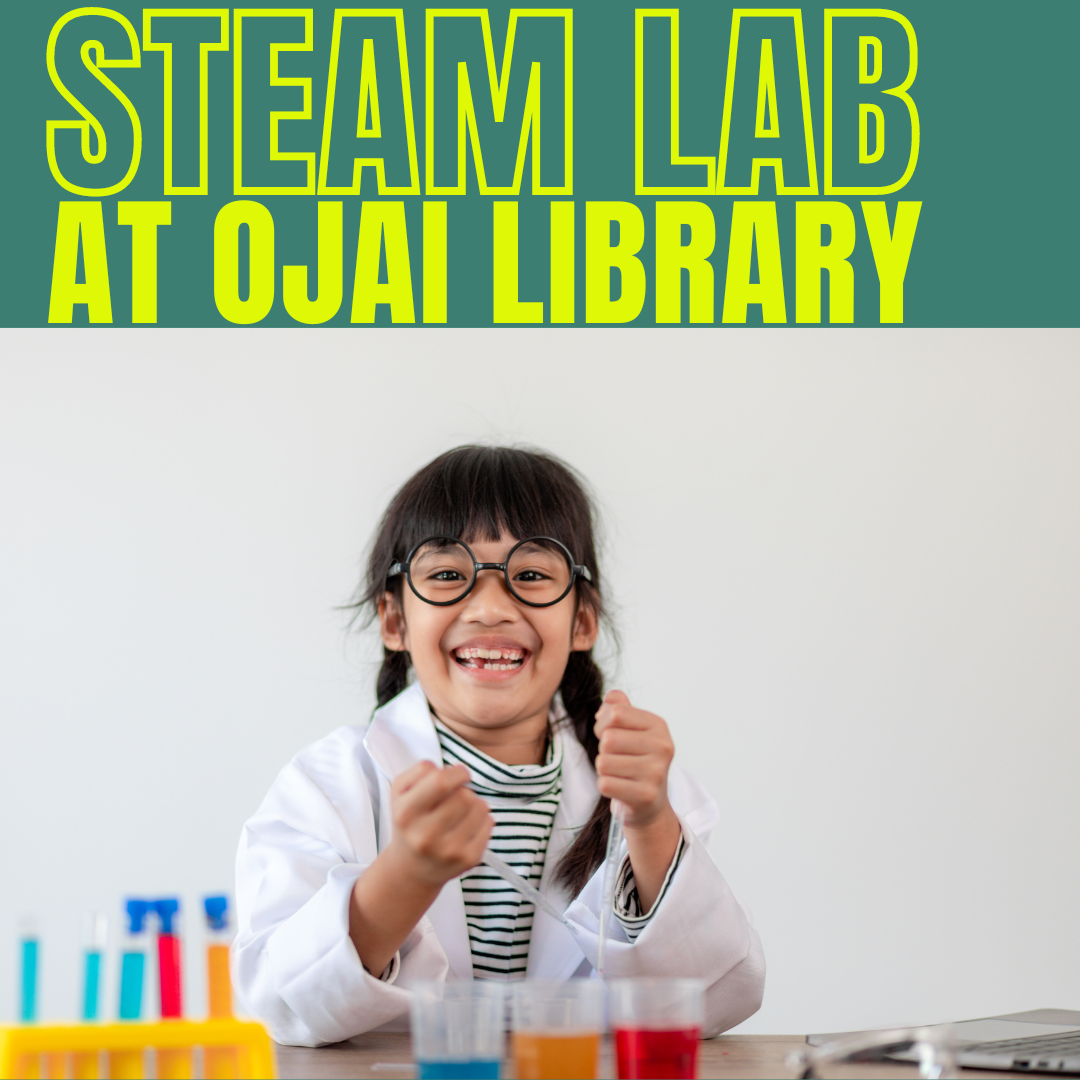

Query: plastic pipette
(387, 746), (577, 930)
(479, 849), (575, 929)
(595, 799), (626, 979)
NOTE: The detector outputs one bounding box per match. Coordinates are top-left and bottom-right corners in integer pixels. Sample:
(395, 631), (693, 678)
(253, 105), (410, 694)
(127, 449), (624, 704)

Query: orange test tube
(203, 896), (237, 1080)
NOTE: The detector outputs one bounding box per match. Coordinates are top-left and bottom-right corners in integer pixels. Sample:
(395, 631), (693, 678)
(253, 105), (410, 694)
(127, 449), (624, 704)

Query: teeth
(454, 646), (525, 661)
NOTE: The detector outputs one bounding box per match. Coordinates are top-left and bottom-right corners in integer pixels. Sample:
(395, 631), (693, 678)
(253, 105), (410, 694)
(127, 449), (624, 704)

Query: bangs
(363, 445), (601, 605)
(393, 448), (585, 556)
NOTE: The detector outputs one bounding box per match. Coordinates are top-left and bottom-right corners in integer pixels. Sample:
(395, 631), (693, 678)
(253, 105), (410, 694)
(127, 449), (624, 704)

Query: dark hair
(354, 445), (614, 898)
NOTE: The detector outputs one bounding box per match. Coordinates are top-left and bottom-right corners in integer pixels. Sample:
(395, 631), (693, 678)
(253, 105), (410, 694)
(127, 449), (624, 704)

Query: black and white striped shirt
(612, 833), (686, 943)
(435, 718), (687, 975)
(436, 720), (563, 980)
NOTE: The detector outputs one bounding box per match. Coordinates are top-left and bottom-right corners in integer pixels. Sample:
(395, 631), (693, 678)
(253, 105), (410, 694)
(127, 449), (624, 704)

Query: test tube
(70, 913), (109, 1078)
(16, 919), (44, 1080)
(154, 898), (183, 1018)
(203, 896), (238, 1080)
(110, 900), (150, 1080)
(203, 896), (232, 1018)
(154, 898), (192, 1080)
(19, 916), (38, 1023)
(118, 900), (150, 1020)
(82, 913), (108, 1021)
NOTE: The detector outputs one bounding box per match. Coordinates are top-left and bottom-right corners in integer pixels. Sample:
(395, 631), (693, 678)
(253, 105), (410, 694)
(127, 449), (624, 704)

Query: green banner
(1, 2), (1076, 327)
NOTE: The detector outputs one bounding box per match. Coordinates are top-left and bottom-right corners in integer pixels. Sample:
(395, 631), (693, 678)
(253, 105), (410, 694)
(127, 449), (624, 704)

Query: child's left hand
(594, 689), (677, 830)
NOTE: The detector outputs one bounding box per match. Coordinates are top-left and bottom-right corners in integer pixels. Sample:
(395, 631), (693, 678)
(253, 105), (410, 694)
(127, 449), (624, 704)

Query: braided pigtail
(375, 647), (411, 708)
(552, 649), (612, 897)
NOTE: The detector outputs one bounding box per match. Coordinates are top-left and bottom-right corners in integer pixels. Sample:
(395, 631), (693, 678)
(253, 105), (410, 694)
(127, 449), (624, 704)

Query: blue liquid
(119, 950), (145, 1019)
(417, 1061), (500, 1079)
(83, 950), (102, 1020)
(20, 939), (38, 1022)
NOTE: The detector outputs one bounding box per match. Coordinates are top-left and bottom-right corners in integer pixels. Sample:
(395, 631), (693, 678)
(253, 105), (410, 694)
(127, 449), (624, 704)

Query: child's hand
(594, 689), (676, 830)
(387, 761), (494, 886)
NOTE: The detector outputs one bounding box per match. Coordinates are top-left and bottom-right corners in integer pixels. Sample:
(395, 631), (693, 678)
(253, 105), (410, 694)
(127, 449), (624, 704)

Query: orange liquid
(71, 1051), (101, 1079)
(513, 1031), (601, 1079)
(15, 1054), (40, 1079)
(205, 942), (239, 1078)
(106, 1049), (143, 1079)
(207, 944), (233, 1018)
(156, 1047), (193, 1079)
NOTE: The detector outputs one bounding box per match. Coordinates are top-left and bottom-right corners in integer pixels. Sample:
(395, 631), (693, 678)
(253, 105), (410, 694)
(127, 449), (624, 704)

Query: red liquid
(157, 933), (183, 1017)
(614, 1027), (701, 1080)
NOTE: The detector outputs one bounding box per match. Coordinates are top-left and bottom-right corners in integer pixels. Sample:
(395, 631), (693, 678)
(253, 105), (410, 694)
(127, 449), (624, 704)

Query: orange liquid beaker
(512, 1031), (601, 1080)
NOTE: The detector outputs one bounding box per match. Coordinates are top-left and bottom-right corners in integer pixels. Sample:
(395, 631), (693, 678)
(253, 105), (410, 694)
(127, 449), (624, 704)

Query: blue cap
(155, 898), (180, 934)
(125, 899), (151, 934)
(203, 896), (229, 931)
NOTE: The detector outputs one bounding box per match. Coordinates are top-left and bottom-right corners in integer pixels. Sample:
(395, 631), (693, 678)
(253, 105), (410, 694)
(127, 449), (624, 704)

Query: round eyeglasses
(388, 536), (592, 608)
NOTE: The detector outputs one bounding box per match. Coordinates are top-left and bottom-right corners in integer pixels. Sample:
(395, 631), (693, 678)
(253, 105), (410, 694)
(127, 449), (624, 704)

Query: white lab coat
(234, 682), (765, 1045)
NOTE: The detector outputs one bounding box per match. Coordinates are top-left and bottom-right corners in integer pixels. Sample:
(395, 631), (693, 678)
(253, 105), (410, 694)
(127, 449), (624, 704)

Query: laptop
(808, 1009), (1080, 1074)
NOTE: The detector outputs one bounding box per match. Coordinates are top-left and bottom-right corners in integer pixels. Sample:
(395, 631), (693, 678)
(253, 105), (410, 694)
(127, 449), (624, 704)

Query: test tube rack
(0, 1018), (276, 1079)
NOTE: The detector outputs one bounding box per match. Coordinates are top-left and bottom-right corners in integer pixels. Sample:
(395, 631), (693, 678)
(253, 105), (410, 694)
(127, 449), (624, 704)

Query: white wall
(1, 327), (1077, 1034)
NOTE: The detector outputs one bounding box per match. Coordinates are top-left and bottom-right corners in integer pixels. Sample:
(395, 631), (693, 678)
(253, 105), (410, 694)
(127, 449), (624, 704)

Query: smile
(452, 646), (527, 671)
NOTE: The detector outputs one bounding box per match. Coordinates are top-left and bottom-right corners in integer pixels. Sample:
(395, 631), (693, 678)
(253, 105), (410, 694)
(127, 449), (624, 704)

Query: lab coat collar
(362, 682), (599, 982)
(363, 681), (442, 778)
(364, 683), (474, 979)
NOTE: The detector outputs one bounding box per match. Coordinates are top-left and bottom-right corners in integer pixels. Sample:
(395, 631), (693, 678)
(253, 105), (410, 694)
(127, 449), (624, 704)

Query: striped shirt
(436, 720), (562, 980)
(435, 717), (687, 975)
(612, 834), (686, 943)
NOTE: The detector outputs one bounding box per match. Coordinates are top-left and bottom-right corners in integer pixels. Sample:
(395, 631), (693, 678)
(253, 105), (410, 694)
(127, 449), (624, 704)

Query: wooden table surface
(275, 1032), (1018, 1079)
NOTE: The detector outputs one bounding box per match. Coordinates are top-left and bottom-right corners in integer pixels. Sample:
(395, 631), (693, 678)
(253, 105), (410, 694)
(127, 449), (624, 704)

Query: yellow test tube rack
(0, 1019), (276, 1080)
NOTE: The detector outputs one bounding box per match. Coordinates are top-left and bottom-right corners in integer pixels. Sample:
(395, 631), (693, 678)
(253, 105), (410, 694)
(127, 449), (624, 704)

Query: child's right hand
(388, 761), (494, 886)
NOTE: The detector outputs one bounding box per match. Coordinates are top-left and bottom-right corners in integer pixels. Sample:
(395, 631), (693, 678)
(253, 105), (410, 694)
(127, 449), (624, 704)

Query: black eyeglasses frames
(387, 536), (592, 607)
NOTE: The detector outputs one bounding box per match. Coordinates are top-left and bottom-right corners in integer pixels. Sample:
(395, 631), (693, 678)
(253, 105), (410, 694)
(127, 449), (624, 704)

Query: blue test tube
(82, 913), (108, 1021)
(118, 900), (150, 1020)
(19, 916), (38, 1023)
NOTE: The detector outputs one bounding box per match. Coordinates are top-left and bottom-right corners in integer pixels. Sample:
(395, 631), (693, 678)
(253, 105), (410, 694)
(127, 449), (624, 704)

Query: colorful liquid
(614, 1027), (701, 1080)
(204, 1046), (240, 1080)
(207, 943), (232, 1017)
(13, 1055), (40, 1080)
(157, 1047), (194, 1079)
(20, 938), (38, 1022)
(417, 1060), (501, 1079)
(71, 1050), (99, 1079)
(82, 950), (102, 1020)
(513, 1031), (600, 1080)
(118, 951), (145, 1019)
(158, 933), (183, 1017)
(107, 1049), (145, 1079)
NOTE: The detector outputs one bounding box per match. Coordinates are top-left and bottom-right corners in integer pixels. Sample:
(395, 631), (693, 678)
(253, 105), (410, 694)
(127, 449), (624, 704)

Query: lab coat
(234, 682), (765, 1045)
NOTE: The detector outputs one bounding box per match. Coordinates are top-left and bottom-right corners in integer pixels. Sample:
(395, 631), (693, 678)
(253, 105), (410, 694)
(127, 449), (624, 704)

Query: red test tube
(154, 899), (193, 1079)
(154, 898), (183, 1018)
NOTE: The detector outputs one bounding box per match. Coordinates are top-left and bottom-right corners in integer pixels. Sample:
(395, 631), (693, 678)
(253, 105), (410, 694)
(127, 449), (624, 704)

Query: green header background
(1, 0), (1077, 327)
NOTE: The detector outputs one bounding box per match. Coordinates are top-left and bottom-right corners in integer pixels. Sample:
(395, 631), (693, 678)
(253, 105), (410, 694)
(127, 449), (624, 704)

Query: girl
(234, 446), (764, 1045)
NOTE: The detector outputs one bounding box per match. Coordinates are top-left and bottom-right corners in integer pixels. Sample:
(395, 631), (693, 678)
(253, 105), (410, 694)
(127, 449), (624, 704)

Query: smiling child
(233, 445), (764, 1045)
